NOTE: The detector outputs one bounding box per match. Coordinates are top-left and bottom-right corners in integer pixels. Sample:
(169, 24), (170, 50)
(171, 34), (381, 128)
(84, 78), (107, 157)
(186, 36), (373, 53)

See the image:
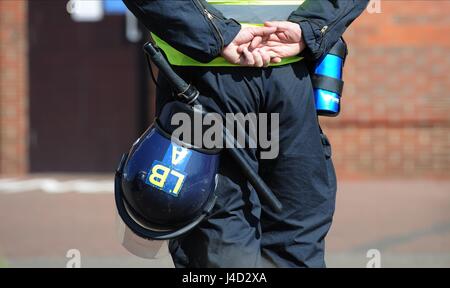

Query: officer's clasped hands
(221, 21), (306, 67)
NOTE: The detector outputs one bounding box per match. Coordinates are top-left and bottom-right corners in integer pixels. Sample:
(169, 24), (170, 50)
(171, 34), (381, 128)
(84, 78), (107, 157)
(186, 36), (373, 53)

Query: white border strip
(0, 178), (113, 194)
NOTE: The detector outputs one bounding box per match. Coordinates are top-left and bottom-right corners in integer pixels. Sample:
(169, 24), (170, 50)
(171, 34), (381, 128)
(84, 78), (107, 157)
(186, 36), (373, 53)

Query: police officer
(123, 0), (369, 268)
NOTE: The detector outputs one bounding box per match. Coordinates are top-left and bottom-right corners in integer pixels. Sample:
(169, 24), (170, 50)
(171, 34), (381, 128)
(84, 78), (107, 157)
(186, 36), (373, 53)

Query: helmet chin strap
(114, 154), (217, 240)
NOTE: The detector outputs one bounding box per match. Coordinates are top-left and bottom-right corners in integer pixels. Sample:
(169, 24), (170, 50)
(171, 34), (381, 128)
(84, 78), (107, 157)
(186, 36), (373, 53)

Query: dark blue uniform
(124, 0), (369, 267)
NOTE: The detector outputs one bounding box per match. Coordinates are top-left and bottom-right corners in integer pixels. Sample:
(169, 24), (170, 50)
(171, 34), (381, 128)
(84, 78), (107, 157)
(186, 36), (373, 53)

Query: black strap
(328, 38), (348, 60)
(312, 74), (344, 96)
(145, 53), (160, 89)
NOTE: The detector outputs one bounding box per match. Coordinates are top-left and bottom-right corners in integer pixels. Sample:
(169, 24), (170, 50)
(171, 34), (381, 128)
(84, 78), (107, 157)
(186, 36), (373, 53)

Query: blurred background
(0, 0), (449, 268)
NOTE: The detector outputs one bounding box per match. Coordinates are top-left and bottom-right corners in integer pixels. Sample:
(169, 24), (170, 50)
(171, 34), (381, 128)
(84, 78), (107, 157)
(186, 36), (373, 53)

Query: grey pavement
(0, 176), (449, 268)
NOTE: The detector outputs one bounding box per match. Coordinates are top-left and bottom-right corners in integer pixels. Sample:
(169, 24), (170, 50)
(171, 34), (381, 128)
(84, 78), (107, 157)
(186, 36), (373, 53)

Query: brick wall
(0, 0), (28, 175)
(321, 0), (450, 178)
(0, 0), (448, 178)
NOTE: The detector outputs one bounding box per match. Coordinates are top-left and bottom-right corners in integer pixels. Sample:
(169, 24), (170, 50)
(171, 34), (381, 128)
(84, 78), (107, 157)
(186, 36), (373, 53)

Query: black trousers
(156, 61), (337, 268)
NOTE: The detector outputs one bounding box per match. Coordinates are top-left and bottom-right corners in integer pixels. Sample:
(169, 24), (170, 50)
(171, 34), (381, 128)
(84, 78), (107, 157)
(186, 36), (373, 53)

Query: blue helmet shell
(115, 122), (220, 240)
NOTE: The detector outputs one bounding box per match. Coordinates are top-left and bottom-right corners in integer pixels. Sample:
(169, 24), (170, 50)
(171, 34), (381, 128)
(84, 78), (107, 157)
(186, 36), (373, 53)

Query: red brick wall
(0, 0), (448, 178)
(321, 0), (450, 179)
(0, 0), (28, 175)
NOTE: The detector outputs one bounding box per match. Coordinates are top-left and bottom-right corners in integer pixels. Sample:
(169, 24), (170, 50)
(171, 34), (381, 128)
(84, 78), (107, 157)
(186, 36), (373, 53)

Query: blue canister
(313, 38), (347, 117)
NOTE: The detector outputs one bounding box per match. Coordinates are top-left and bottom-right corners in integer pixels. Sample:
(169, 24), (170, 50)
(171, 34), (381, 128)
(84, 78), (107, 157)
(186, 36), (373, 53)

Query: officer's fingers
(267, 31), (287, 42)
(252, 26), (277, 37)
(262, 40), (281, 48)
(276, 31), (289, 42)
(241, 47), (255, 66)
(260, 47), (281, 61)
(264, 21), (280, 27)
(252, 49), (264, 67)
(260, 47), (281, 60)
(264, 21), (292, 31)
(261, 34), (272, 46)
(259, 49), (271, 67)
(237, 43), (250, 54)
(271, 57), (282, 64)
(250, 36), (262, 51)
(269, 46), (287, 58)
(267, 33), (282, 43)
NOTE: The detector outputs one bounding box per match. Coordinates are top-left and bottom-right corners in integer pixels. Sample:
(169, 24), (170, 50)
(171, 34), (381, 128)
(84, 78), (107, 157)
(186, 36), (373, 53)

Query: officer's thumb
(264, 21), (290, 31)
(251, 26), (277, 37)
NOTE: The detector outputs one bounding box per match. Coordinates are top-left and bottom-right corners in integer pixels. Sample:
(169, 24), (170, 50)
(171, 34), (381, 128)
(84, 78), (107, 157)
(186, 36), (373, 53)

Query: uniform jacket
(123, 0), (369, 63)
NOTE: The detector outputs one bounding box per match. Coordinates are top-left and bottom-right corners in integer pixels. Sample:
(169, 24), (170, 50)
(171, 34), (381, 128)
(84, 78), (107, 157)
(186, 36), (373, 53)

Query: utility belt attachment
(144, 43), (199, 105)
(312, 38), (348, 117)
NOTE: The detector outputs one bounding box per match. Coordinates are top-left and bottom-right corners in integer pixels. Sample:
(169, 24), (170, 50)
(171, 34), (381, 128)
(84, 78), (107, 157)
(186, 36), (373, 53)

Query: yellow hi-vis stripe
(152, 0), (306, 67)
(152, 33), (302, 67)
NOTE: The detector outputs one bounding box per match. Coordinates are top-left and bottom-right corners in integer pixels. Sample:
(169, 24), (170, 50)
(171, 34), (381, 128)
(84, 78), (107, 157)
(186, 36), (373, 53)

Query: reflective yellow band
(152, 0), (306, 67)
(153, 34), (302, 67)
(152, 28), (303, 67)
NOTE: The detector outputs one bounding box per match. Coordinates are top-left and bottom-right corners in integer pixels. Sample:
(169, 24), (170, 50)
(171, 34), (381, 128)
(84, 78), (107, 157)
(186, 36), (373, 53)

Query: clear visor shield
(115, 211), (169, 260)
